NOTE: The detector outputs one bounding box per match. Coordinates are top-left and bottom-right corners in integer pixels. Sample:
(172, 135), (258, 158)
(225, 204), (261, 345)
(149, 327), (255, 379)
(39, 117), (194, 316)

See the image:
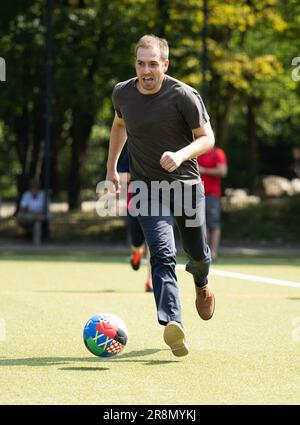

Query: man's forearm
(200, 167), (225, 177)
(199, 163), (227, 177)
(179, 135), (215, 162)
(106, 122), (127, 171)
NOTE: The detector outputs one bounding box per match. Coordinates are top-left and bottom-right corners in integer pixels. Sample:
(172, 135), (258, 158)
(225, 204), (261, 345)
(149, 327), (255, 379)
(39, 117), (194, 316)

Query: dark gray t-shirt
(112, 75), (210, 184)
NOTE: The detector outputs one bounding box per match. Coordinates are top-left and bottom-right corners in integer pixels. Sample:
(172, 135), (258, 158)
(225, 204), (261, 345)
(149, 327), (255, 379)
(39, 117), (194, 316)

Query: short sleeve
(181, 88), (210, 130)
(112, 84), (122, 118)
(20, 192), (29, 209)
(216, 148), (227, 165)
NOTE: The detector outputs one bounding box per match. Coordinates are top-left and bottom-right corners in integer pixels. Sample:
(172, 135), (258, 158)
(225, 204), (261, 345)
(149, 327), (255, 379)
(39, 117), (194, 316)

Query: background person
(197, 147), (228, 260)
(118, 147), (153, 292)
(16, 180), (49, 241)
(288, 147), (300, 179)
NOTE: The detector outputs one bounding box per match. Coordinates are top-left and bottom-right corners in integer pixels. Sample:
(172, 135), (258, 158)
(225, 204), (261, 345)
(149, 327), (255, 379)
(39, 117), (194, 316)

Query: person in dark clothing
(118, 147), (153, 292)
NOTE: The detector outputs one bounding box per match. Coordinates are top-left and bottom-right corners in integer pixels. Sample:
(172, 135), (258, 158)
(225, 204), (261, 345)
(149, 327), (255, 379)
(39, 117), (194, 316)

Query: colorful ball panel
(83, 313), (128, 357)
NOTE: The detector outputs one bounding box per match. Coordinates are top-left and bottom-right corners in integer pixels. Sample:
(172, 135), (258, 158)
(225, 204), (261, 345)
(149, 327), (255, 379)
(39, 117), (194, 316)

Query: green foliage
(0, 0), (299, 219)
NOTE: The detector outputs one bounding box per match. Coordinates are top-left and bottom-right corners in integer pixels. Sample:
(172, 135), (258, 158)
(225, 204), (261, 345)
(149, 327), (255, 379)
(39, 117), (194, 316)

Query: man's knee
(150, 247), (176, 268)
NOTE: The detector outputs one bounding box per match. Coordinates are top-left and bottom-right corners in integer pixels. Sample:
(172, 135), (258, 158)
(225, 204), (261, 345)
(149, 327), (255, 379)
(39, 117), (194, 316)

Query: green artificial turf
(0, 253), (300, 405)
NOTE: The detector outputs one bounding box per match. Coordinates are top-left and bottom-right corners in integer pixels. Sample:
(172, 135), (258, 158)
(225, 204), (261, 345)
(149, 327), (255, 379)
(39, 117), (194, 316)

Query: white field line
(140, 258), (300, 288)
(176, 264), (300, 289)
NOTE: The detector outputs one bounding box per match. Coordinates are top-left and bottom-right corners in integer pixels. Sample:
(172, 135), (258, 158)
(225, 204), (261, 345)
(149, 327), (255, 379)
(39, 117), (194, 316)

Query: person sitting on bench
(17, 180), (50, 243)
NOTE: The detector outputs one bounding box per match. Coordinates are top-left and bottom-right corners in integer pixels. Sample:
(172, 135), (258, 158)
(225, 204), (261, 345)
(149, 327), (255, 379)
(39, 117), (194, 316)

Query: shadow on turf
(60, 366), (110, 371)
(0, 349), (179, 369)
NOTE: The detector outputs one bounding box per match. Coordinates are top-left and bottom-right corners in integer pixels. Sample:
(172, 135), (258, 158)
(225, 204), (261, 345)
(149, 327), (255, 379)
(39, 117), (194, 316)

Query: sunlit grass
(0, 253), (300, 405)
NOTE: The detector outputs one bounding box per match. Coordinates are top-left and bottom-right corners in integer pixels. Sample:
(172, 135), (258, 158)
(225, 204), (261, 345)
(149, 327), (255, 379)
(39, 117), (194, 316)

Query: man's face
(293, 148), (300, 160)
(30, 186), (39, 197)
(135, 46), (169, 94)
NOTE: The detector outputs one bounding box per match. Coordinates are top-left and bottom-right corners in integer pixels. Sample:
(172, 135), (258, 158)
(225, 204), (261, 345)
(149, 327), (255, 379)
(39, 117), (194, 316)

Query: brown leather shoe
(195, 283), (215, 320)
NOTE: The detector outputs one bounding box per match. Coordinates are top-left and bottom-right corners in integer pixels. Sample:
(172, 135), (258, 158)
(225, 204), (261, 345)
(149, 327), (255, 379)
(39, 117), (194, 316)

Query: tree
(1, 0), (299, 208)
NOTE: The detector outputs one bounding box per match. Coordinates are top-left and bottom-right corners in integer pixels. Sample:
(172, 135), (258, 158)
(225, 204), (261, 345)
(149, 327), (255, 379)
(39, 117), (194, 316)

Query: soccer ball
(83, 313), (128, 357)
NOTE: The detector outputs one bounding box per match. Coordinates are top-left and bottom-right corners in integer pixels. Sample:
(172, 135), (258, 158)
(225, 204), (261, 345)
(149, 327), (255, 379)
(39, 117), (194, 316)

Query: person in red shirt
(197, 147), (228, 259)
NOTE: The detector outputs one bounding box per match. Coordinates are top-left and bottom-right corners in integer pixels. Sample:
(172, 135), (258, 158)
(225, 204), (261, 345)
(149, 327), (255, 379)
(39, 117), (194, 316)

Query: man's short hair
(135, 35), (169, 61)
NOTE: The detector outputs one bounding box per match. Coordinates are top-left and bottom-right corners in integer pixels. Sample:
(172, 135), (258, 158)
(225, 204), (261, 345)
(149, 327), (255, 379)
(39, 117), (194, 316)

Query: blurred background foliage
(0, 0), (300, 236)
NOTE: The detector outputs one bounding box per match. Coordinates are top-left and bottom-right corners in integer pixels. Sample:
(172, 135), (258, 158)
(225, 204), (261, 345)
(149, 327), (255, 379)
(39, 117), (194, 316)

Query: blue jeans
(205, 194), (221, 229)
(134, 183), (211, 326)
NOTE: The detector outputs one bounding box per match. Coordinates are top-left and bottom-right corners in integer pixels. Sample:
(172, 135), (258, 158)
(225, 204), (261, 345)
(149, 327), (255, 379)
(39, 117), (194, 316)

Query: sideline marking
(176, 264), (300, 289)
(0, 318), (5, 341)
(140, 258), (300, 288)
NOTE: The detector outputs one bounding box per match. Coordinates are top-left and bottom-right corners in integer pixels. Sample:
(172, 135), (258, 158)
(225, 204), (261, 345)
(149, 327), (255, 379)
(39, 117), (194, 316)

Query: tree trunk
(29, 104), (44, 183)
(247, 97), (262, 189)
(211, 77), (235, 148)
(15, 104), (31, 199)
(156, 0), (169, 37)
(51, 118), (64, 198)
(217, 86), (235, 148)
(67, 111), (94, 210)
